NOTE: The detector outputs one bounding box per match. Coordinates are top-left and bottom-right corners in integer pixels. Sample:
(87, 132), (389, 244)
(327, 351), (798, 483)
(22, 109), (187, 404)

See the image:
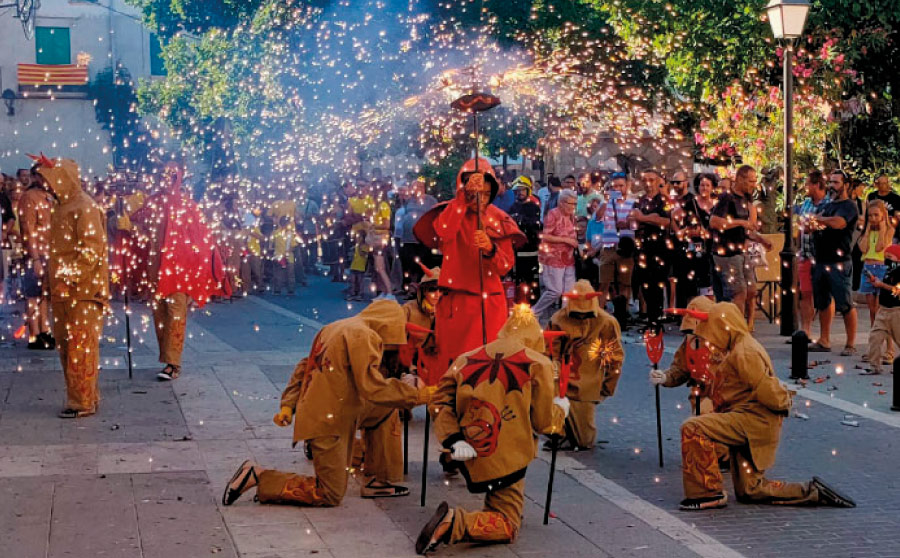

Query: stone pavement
(0, 275), (898, 558)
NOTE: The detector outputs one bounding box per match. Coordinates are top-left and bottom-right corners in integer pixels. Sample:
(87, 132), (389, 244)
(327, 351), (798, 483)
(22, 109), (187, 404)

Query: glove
(401, 373), (421, 388)
(553, 396), (571, 418)
(473, 230), (493, 252)
(416, 385), (437, 406)
(273, 406), (293, 427)
(450, 440), (478, 461)
(649, 370), (667, 386)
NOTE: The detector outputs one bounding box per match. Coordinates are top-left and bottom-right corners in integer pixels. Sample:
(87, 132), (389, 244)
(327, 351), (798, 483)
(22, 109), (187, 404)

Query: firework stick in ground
(644, 326), (665, 468)
(542, 330), (568, 525)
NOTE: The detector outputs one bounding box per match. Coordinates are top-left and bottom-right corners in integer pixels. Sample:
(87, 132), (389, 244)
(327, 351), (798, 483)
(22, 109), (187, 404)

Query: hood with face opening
(497, 304), (545, 353)
(457, 158), (499, 204)
(37, 158), (82, 203)
(416, 265), (441, 306)
(562, 280), (602, 316)
(693, 302), (748, 352)
(358, 299), (408, 346)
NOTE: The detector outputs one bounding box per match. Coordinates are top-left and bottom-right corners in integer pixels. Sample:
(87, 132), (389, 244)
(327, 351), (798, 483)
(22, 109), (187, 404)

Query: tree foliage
(90, 66), (156, 171)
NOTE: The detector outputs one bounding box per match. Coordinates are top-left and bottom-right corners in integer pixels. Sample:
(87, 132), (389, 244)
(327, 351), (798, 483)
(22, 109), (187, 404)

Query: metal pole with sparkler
(451, 93), (501, 345)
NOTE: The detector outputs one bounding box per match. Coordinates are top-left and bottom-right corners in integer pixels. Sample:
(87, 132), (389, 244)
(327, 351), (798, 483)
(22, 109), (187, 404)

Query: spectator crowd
(2, 161), (898, 372)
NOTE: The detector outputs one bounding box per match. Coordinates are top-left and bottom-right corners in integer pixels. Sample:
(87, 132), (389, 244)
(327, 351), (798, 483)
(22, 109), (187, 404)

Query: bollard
(893, 357), (900, 412)
(791, 330), (809, 380)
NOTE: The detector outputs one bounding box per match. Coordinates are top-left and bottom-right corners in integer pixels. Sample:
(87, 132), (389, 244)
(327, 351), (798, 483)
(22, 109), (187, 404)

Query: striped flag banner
(17, 64), (88, 86)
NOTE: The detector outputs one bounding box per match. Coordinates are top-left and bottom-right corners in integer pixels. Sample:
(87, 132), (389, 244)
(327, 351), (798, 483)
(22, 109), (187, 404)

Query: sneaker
(27, 338), (44, 350)
(222, 460), (259, 506)
(811, 476), (855, 508)
(679, 493), (728, 511)
(157, 364), (181, 381)
(416, 501), (453, 555)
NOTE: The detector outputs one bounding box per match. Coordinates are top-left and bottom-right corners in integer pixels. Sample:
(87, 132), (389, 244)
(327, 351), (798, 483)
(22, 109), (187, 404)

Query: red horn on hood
(584, 292), (604, 300)
(666, 308), (710, 321)
(417, 262), (434, 278)
(27, 152), (56, 169)
(405, 322), (433, 338)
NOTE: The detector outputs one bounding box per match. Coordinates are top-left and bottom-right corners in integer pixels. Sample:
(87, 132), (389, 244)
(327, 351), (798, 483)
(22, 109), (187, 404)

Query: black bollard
(893, 357), (900, 412)
(790, 330), (809, 380)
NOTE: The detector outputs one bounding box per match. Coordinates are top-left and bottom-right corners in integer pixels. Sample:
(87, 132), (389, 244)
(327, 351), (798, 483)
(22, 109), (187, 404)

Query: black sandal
(222, 460), (259, 506)
(416, 501), (452, 555)
(361, 478), (410, 499)
(812, 476), (856, 508)
(679, 493), (728, 511)
(157, 364), (181, 381)
(58, 408), (95, 419)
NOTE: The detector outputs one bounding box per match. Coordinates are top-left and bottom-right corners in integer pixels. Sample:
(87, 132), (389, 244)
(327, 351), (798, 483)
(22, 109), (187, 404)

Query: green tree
(90, 66), (156, 171)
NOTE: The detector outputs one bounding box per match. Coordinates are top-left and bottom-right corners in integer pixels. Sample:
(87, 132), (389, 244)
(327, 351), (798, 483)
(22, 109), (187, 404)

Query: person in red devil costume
(142, 162), (230, 381)
(414, 159), (525, 375)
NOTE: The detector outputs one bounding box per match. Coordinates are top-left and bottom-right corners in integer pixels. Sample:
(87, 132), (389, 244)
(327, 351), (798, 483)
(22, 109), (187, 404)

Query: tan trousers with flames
(256, 421), (356, 507)
(449, 479), (525, 545)
(52, 301), (104, 413)
(153, 293), (188, 366)
(681, 413), (817, 504)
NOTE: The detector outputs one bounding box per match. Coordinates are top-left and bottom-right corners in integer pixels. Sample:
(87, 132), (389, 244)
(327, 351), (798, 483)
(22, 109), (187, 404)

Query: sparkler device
(451, 92), (501, 345)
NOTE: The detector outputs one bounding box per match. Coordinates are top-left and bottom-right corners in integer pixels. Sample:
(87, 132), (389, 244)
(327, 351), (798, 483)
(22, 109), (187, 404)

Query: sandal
(840, 346), (857, 357)
(360, 478), (410, 499)
(416, 501), (453, 555)
(58, 408), (96, 419)
(157, 364), (181, 381)
(679, 492), (728, 511)
(808, 342), (832, 353)
(222, 460), (259, 506)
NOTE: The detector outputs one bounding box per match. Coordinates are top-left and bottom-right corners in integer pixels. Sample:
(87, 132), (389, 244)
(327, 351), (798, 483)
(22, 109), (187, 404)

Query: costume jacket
(694, 303), (793, 470)
(40, 160), (109, 306)
(279, 300), (430, 446)
(549, 307), (624, 402)
(432, 335), (565, 493)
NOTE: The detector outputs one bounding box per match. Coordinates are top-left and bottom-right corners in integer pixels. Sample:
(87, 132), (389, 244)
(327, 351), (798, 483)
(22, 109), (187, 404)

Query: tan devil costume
(548, 280), (624, 449)
(223, 300), (433, 508)
(679, 302), (854, 510)
(38, 157), (109, 417)
(660, 296), (716, 410)
(420, 306), (566, 551)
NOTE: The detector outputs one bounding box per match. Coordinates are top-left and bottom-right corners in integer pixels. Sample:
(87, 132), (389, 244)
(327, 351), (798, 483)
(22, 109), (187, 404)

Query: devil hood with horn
(431, 305), (565, 493)
(33, 155), (109, 306)
(548, 281), (625, 402)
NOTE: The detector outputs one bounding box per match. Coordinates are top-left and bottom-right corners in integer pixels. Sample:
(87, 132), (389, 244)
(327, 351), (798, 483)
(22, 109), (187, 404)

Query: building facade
(0, 0), (163, 176)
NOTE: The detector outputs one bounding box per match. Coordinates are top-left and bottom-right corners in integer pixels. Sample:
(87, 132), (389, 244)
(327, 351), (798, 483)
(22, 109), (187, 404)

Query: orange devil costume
(416, 306), (567, 553)
(143, 163), (230, 375)
(548, 280), (624, 449)
(222, 300), (434, 508)
(34, 155), (109, 418)
(677, 302), (854, 510)
(414, 160), (525, 375)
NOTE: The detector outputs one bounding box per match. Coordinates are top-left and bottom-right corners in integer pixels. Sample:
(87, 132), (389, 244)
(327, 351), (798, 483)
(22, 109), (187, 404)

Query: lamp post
(1, 89), (16, 116)
(766, 0), (810, 336)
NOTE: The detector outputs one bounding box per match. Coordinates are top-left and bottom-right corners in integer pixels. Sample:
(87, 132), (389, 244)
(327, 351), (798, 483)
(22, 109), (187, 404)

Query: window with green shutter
(35, 27), (71, 65)
(150, 34), (166, 76)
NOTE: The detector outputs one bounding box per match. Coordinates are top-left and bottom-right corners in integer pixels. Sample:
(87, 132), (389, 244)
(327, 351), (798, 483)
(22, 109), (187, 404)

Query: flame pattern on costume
(465, 512), (515, 542)
(681, 422), (722, 495)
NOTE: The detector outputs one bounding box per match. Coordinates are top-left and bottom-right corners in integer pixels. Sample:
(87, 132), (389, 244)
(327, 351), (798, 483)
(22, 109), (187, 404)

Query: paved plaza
(1, 275), (898, 558)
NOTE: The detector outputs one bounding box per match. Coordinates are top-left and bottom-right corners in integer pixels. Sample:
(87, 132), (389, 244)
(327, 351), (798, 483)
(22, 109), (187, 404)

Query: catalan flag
(17, 64), (88, 87)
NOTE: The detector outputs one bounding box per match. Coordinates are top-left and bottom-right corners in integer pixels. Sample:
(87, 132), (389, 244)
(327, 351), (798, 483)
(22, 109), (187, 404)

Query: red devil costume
(144, 162), (230, 380)
(416, 306), (567, 554)
(414, 159), (525, 375)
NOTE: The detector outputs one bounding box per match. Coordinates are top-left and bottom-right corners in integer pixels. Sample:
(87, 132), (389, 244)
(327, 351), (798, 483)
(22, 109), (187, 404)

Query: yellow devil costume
(678, 302), (855, 510)
(222, 300), (433, 507)
(35, 156), (109, 418)
(548, 280), (624, 449)
(416, 306), (567, 554)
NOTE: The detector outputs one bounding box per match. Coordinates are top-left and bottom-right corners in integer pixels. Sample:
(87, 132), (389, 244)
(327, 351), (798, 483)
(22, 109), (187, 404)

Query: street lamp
(766, 0), (810, 336)
(2, 89), (16, 116)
